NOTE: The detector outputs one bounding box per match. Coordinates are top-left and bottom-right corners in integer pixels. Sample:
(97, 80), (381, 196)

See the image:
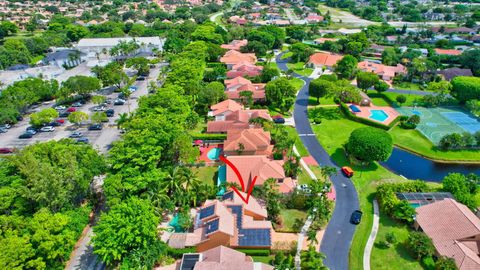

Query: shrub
(451, 76), (480, 103)
(435, 256), (458, 270)
(400, 114), (420, 129)
(396, 94), (407, 105)
(422, 256), (436, 270)
(345, 127), (393, 163)
(376, 181), (428, 215)
(235, 249), (271, 256)
(191, 133), (227, 140)
(407, 231), (435, 260)
(313, 117), (322, 124)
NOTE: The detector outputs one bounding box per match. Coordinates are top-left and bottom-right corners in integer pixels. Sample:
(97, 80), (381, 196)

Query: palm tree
(178, 167), (202, 206)
(162, 167), (185, 202)
(306, 228), (318, 247)
(147, 81), (157, 94)
(115, 113), (129, 130)
(300, 246), (328, 270)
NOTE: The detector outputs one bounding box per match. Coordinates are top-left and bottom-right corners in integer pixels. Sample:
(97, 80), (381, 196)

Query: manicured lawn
(390, 126), (480, 161)
(371, 213), (423, 270)
(275, 209), (307, 233)
(298, 169), (313, 185)
(392, 82), (422, 91)
(191, 166), (217, 186)
(290, 77), (305, 91)
(308, 95), (337, 106)
(252, 255), (274, 264)
(367, 91), (424, 107)
(287, 62), (313, 77)
(285, 126), (309, 157)
(309, 108), (423, 270)
(281, 51), (293, 59)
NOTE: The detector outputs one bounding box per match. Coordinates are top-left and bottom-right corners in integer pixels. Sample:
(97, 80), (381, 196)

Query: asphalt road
(276, 53), (360, 270)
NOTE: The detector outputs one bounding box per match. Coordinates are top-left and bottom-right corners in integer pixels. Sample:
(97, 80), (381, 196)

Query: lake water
(381, 148), (480, 182)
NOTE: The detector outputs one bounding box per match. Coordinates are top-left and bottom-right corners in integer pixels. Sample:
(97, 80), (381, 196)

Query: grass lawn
(298, 169), (313, 185)
(285, 126), (309, 157)
(274, 209), (307, 233)
(286, 62), (313, 77)
(390, 126), (480, 162)
(252, 255), (274, 264)
(308, 95), (337, 106)
(309, 108), (423, 270)
(290, 77), (305, 91)
(191, 166), (217, 186)
(392, 82), (423, 91)
(371, 213), (423, 270)
(367, 91), (423, 107)
(281, 51), (293, 59)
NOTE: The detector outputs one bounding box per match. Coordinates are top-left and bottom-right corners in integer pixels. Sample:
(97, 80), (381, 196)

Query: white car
(40, 126), (55, 132)
(93, 106), (106, 111)
(54, 105), (66, 110)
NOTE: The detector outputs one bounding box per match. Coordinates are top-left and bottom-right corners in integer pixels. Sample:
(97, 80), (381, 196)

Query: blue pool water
(168, 215), (183, 232)
(216, 165), (227, 195)
(369, 110), (389, 122)
(207, 148), (222, 161)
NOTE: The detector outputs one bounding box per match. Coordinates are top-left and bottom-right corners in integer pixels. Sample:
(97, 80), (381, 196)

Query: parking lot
(0, 65), (162, 154)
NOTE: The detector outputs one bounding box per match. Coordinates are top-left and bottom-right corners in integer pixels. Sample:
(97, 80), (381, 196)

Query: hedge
(191, 133), (227, 140)
(339, 102), (401, 130)
(376, 181), (429, 215)
(234, 248), (271, 256)
(167, 247), (197, 258)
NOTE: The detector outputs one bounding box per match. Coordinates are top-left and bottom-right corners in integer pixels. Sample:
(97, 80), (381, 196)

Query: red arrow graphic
(219, 155), (257, 204)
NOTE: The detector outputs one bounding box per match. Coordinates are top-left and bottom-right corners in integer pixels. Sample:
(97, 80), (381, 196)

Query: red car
(67, 107), (76, 112)
(0, 148), (14, 154)
(341, 166), (354, 178)
(55, 119), (65, 124)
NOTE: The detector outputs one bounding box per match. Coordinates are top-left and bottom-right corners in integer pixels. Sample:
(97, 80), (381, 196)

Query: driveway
(277, 53), (360, 270)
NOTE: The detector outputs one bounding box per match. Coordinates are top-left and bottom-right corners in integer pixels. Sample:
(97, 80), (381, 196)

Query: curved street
(276, 53), (360, 270)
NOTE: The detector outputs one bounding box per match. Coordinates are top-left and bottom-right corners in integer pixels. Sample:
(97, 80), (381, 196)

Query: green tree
(435, 256), (458, 270)
(357, 71), (379, 91)
(265, 77), (296, 109)
(345, 127), (393, 163)
(300, 246), (328, 270)
(382, 48), (399, 66)
(196, 81), (227, 115)
(91, 112), (107, 123)
(374, 80), (389, 93)
(396, 94), (407, 105)
(258, 25), (286, 49)
(67, 111), (89, 126)
(62, 75), (101, 98)
(92, 62), (128, 90)
(263, 178), (281, 221)
(335, 55), (358, 79)
(286, 25), (307, 41)
(92, 197), (159, 265)
(91, 95), (106, 105)
(30, 108), (59, 127)
(241, 40), (268, 57)
(289, 43), (315, 63)
(191, 25), (224, 44)
(309, 78), (334, 103)
(125, 57), (150, 76)
(451, 76), (480, 103)
(260, 65), (280, 83)
(459, 49), (480, 76)
(247, 30), (275, 49)
(406, 231), (435, 260)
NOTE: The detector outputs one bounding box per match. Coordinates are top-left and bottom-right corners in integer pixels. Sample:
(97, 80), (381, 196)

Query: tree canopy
(345, 127), (393, 163)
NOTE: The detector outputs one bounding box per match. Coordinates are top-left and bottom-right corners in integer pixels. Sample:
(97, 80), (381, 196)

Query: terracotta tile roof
(221, 39), (248, 51)
(224, 76), (266, 100)
(187, 245), (274, 270)
(222, 190), (268, 219)
(434, 48), (463, 56)
(210, 99), (244, 117)
(307, 52), (344, 67)
(206, 109), (271, 133)
(220, 50), (257, 66)
(416, 199), (480, 270)
(227, 63), (263, 78)
(223, 128), (273, 156)
(357, 61), (407, 78)
(225, 155), (292, 192)
(314, 37), (338, 44)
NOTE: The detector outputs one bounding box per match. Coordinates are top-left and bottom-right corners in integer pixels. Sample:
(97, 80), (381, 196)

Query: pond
(381, 148), (480, 182)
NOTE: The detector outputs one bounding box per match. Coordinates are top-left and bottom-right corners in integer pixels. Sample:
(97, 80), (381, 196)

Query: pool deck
(348, 103), (399, 125)
(198, 144), (224, 164)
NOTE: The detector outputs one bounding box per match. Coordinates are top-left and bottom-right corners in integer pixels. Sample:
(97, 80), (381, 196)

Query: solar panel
(238, 229), (271, 246)
(396, 192), (454, 205)
(227, 205), (243, 228)
(180, 254), (200, 270)
(205, 218), (219, 235)
(199, 204), (215, 220)
(222, 191), (234, 201)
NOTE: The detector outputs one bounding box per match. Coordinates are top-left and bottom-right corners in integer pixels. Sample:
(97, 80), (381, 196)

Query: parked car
(72, 102), (83, 107)
(26, 129), (37, 135)
(76, 137), (89, 143)
(1, 124), (11, 129)
(69, 131), (82, 138)
(350, 210), (363, 225)
(16, 115), (23, 121)
(48, 121), (61, 127)
(19, 133), (33, 139)
(136, 76), (146, 81)
(55, 119), (65, 125)
(274, 117), (285, 124)
(297, 184), (311, 194)
(0, 148), (14, 154)
(114, 99), (126, 106)
(118, 92), (125, 99)
(128, 86), (138, 92)
(88, 124), (103, 130)
(0, 127), (7, 133)
(67, 107), (76, 112)
(54, 105), (66, 110)
(93, 106), (106, 111)
(40, 126), (55, 132)
(105, 109), (115, 117)
(341, 166), (354, 178)
(26, 126), (38, 132)
(59, 110), (70, 117)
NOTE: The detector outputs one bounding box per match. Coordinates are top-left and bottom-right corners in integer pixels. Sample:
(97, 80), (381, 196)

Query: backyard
(274, 209), (307, 233)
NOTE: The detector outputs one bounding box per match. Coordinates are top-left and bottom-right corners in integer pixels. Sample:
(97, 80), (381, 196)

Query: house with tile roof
(414, 198), (480, 270)
(313, 37), (338, 45)
(437, 68), (473, 81)
(305, 13), (324, 23)
(168, 191), (272, 252)
(206, 108), (271, 133)
(221, 39), (248, 51)
(227, 63), (264, 79)
(223, 128), (273, 156)
(357, 61), (407, 81)
(220, 50), (257, 69)
(306, 52), (344, 70)
(178, 245), (274, 270)
(434, 48), (463, 56)
(208, 99), (244, 118)
(224, 76), (266, 101)
(225, 155), (295, 193)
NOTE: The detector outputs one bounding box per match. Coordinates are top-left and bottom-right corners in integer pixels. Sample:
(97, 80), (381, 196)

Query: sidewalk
(363, 199), (379, 270)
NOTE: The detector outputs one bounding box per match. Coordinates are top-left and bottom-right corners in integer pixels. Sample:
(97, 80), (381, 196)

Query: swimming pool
(216, 165), (226, 195)
(207, 147), (222, 161)
(369, 110), (388, 122)
(168, 214), (183, 232)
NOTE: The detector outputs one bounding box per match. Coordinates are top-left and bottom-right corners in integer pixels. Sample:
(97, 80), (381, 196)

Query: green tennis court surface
(396, 107), (480, 144)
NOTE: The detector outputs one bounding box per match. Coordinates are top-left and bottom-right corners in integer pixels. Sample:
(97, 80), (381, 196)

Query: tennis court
(396, 107), (480, 144)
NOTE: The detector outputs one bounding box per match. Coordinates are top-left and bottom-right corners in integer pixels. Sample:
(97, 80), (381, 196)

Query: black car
(274, 117), (285, 124)
(136, 76), (146, 81)
(59, 110), (70, 118)
(26, 126), (39, 133)
(48, 121), (61, 127)
(350, 210), (363, 225)
(105, 109), (115, 117)
(114, 99), (126, 106)
(19, 133), (33, 139)
(16, 115), (23, 121)
(88, 124), (103, 130)
(77, 137), (89, 143)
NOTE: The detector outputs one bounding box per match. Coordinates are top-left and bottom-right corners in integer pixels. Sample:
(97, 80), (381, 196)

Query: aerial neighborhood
(0, 0), (480, 270)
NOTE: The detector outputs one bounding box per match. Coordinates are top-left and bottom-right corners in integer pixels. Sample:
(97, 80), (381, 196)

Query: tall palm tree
(306, 229), (318, 247)
(300, 246), (328, 270)
(115, 113), (129, 130)
(161, 167), (185, 199)
(178, 167), (202, 206)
